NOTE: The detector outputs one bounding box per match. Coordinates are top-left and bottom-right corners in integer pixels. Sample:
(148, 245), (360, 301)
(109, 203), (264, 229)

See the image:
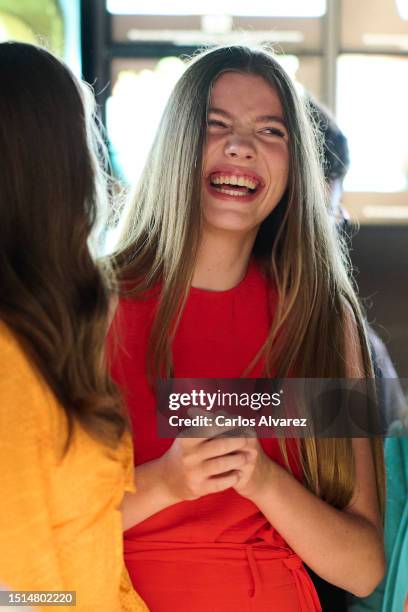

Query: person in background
(0, 42), (147, 612)
(349, 410), (408, 612)
(110, 45), (385, 612)
(307, 95), (406, 429)
(306, 98), (408, 612)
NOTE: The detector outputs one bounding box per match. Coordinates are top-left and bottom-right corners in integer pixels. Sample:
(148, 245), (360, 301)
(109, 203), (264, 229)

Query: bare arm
(121, 432), (247, 530)
(233, 438), (384, 597)
(121, 458), (179, 531)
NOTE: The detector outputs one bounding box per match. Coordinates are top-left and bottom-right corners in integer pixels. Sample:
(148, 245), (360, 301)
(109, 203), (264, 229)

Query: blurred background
(0, 0), (407, 375)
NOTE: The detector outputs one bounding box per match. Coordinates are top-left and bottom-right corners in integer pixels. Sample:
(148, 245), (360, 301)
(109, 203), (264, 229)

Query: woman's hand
(158, 409), (275, 503)
(121, 412), (254, 530)
(159, 432), (249, 503)
(232, 436), (274, 500)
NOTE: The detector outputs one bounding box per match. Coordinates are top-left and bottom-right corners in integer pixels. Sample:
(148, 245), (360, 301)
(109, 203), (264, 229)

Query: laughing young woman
(111, 45), (385, 611)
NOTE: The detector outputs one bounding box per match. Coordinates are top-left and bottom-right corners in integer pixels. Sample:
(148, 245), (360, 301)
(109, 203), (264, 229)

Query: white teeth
(214, 186), (247, 196)
(210, 174), (258, 189)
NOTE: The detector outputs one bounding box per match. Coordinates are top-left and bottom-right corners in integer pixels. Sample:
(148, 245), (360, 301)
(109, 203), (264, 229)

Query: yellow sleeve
(0, 327), (65, 595)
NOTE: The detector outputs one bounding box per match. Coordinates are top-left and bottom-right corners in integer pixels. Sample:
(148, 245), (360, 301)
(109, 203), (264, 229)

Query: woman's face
(201, 71), (290, 237)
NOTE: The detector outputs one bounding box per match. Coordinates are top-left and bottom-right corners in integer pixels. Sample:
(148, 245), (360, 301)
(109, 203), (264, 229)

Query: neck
(192, 226), (257, 291)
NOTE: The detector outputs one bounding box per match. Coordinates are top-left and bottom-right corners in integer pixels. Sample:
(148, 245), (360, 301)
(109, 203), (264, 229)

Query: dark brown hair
(0, 42), (127, 448)
(306, 95), (350, 182)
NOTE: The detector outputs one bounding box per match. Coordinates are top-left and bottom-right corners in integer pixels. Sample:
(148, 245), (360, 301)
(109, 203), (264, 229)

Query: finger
(203, 451), (248, 477)
(203, 470), (240, 495)
(198, 435), (249, 461)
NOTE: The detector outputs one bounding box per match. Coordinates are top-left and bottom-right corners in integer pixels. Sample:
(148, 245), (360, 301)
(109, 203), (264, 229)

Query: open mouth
(208, 172), (261, 197)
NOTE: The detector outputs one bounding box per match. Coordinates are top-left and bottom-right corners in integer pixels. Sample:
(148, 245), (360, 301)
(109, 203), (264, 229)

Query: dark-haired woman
(0, 42), (146, 611)
(111, 46), (385, 611)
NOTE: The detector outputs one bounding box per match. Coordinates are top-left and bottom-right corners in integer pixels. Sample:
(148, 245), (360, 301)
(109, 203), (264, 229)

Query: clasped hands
(159, 407), (274, 503)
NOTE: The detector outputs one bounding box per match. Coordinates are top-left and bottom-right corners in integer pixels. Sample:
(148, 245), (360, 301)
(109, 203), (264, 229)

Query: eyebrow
(208, 107), (287, 127)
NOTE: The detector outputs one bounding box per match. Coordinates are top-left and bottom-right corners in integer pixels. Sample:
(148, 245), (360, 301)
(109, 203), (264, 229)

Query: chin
(203, 211), (256, 234)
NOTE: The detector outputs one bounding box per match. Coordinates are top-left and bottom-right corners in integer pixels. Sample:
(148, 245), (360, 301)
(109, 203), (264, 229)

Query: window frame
(82, 0), (408, 224)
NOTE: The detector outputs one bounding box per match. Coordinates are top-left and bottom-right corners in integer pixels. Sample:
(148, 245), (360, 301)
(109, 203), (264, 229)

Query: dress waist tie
(124, 540), (321, 611)
(245, 546), (262, 599)
(245, 546), (321, 611)
(282, 555), (322, 612)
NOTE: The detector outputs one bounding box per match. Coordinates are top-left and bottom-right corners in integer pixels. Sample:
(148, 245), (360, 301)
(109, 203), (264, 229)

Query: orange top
(0, 322), (147, 612)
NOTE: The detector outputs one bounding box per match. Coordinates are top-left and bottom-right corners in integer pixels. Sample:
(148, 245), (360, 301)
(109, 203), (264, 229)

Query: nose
(224, 133), (256, 161)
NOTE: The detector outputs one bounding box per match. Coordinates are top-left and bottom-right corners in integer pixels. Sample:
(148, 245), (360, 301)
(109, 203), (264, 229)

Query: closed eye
(207, 119), (228, 128)
(260, 127), (287, 138)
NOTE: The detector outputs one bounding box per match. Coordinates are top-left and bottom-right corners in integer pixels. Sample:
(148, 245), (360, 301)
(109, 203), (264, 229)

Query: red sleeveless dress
(111, 261), (321, 612)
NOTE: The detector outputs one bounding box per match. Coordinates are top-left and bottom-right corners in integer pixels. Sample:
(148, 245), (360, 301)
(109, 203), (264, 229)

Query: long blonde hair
(113, 45), (384, 512)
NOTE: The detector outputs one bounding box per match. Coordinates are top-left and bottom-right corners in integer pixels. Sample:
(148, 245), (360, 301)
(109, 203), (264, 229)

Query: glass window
(341, 0), (408, 50)
(107, 0), (326, 18)
(112, 14), (322, 52)
(107, 57), (186, 184)
(294, 56), (322, 100)
(0, 0), (63, 55)
(396, 0), (408, 19)
(107, 54), (321, 185)
(0, 11), (37, 44)
(337, 55), (408, 193)
(0, 0), (80, 73)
